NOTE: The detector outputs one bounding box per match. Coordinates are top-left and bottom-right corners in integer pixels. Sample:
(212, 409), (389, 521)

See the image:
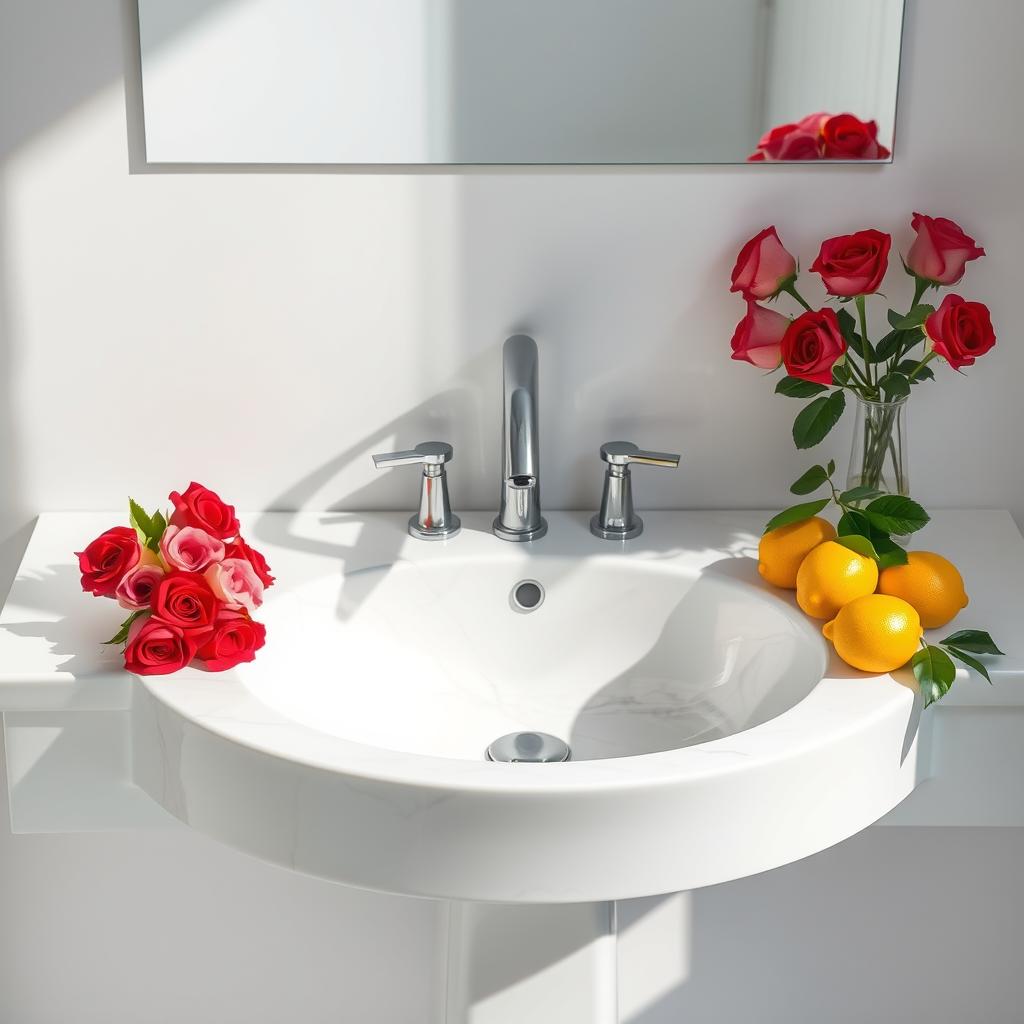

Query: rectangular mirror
(138, 0), (905, 166)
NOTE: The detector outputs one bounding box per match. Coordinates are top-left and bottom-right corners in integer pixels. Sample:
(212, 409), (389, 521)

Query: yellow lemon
(758, 516), (837, 589)
(823, 594), (923, 674)
(877, 551), (969, 629)
(795, 540), (878, 620)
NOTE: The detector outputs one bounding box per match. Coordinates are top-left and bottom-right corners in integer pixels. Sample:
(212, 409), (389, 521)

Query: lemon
(823, 594), (923, 673)
(758, 516), (837, 589)
(795, 540), (879, 620)
(877, 551), (969, 629)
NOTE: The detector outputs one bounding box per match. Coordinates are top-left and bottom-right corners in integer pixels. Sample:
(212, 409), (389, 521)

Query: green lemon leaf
(837, 534), (879, 561)
(894, 304), (935, 330)
(763, 498), (832, 535)
(790, 464), (830, 495)
(793, 391), (846, 450)
(840, 485), (886, 504)
(775, 376), (829, 398)
(944, 647), (993, 684)
(864, 495), (930, 535)
(939, 630), (1005, 656)
(873, 534), (909, 568)
(912, 645), (957, 707)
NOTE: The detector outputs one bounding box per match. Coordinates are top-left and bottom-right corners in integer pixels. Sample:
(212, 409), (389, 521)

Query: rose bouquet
(729, 213), (994, 495)
(748, 112), (890, 162)
(76, 483), (273, 675)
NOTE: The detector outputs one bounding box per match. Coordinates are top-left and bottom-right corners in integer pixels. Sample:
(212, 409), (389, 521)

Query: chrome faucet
(590, 441), (680, 540)
(493, 335), (547, 542)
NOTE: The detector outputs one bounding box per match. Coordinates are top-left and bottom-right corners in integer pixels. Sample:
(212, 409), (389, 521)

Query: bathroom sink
(120, 510), (922, 902)
(242, 556), (824, 762)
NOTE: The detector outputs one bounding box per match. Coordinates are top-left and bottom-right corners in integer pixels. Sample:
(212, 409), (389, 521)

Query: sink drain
(486, 732), (571, 763)
(510, 579), (545, 613)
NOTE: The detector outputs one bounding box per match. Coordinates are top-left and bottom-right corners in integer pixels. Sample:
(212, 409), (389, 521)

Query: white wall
(1, 1), (1023, 1021)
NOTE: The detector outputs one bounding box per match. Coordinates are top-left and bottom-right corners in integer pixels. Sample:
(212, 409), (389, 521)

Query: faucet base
(492, 516), (548, 543)
(409, 513), (461, 541)
(589, 513), (643, 541)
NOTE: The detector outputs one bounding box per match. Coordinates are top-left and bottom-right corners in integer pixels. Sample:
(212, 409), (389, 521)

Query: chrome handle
(372, 441), (454, 469)
(371, 441), (460, 541)
(598, 441), (680, 469)
(591, 440), (680, 541)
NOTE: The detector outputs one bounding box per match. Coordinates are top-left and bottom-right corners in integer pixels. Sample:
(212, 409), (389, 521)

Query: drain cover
(486, 731), (571, 763)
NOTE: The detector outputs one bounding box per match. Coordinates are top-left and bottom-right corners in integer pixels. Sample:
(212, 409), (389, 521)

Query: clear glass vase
(846, 395), (909, 496)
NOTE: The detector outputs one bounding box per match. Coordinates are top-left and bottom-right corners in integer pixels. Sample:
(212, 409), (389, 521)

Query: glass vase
(846, 395), (909, 496)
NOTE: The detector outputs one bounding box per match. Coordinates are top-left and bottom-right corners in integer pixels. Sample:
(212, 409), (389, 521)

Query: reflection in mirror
(137, 0), (905, 166)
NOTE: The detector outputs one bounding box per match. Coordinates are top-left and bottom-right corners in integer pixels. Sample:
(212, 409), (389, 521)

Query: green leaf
(864, 495), (930, 535)
(790, 464), (830, 495)
(129, 498), (153, 544)
(944, 646), (993, 684)
(939, 630), (1005, 656)
(894, 304), (935, 330)
(837, 307), (876, 362)
(832, 363), (852, 386)
(897, 358), (934, 382)
(837, 534), (879, 561)
(840, 485), (886, 504)
(875, 329), (912, 362)
(912, 645), (957, 707)
(148, 511), (168, 553)
(887, 308), (903, 330)
(827, 459), (836, 476)
(776, 376), (829, 399)
(873, 534), (909, 568)
(837, 509), (870, 537)
(103, 610), (146, 646)
(880, 372), (911, 400)
(793, 391), (846, 450)
(763, 498), (831, 535)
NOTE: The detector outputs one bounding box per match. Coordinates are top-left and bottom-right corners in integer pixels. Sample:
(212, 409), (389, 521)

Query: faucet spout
(493, 335), (547, 542)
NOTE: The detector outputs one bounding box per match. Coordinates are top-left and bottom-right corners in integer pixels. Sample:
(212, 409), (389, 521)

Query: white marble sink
(0, 510), (934, 903)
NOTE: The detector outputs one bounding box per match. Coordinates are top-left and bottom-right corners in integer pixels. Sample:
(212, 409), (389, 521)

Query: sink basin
(123, 511), (921, 903)
(244, 558), (825, 762)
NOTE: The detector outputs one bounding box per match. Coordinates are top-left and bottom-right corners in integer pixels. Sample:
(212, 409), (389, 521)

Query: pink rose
(730, 227), (798, 300)
(204, 558), (264, 614)
(730, 301), (789, 370)
(160, 525), (225, 573)
(907, 213), (985, 286)
(115, 563), (166, 611)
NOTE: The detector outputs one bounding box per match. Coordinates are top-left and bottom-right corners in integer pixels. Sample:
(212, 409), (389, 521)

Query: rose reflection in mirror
(749, 112), (891, 162)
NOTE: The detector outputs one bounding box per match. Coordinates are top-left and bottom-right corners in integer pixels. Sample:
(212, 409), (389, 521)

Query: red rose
(781, 309), (847, 385)
(124, 614), (202, 676)
(748, 113), (828, 162)
(924, 294), (996, 370)
(76, 526), (141, 597)
(153, 571), (220, 631)
(196, 610), (267, 672)
(821, 114), (890, 160)
(810, 229), (891, 296)
(730, 226), (798, 300)
(755, 122), (821, 161)
(907, 213), (985, 286)
(730, 301), (789, 370)
(224, 536), (275, 588)
(169, 482), (239, 541)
